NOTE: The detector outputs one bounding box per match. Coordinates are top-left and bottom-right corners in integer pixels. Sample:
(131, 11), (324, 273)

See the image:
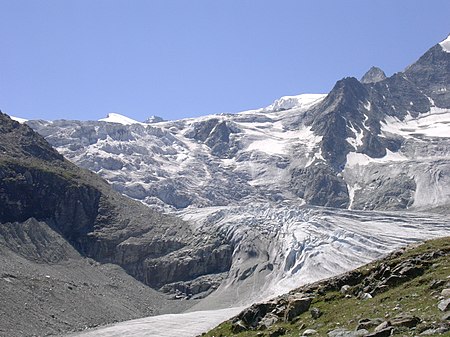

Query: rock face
(360, 66), (387, 84)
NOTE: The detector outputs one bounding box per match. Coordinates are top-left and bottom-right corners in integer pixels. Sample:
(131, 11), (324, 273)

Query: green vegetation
(204, 237), (450, 337)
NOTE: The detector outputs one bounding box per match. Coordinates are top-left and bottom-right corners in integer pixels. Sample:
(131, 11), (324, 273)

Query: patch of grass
(203, 237), (450, 337)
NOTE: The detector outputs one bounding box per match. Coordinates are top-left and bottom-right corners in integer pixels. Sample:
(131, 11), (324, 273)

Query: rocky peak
(145, 115), (165, 123)
(403, 42), (450, 109)
(360, 66), (387, 84)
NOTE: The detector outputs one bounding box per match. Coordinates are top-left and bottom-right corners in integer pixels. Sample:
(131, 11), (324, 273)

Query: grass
(203, 237), (450, 337)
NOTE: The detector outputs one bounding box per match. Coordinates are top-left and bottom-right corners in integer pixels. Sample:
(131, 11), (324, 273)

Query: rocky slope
(0, 112), (233, 336)
(204, 236), (450, 337)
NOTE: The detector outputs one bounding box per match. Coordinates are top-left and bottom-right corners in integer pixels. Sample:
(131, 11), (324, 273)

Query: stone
(238, 302), (276, 328)
(374, 321), (391, 332)
(310, 307), (322, 319)
(340, 285), (352, 294)
(438, 298), (450, 312)
(429, 279), (446, 289)
(258, 313), (279, 330)
(390, 314), (420, 328)
(231, 319), (247, 333)
(359, 292), (373, 300)
(356, 318), (383, 330)
(442, 312), (450, 321)
(283, 295), (312, 322)
(364, 327), (393, 337)
(441, 288), (450, 298)
(302, 329), (318, 335)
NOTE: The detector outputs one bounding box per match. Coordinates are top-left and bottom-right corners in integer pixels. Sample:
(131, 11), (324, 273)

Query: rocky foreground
(204, 237), (450, 337)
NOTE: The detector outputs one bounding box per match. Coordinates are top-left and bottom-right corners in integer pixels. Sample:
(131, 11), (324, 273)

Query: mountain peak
(360, 66), (387, 84)
(439, 34), (450, 53)
(145, 115), (165, 124)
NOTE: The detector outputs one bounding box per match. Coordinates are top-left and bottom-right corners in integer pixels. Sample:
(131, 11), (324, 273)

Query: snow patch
(439, 34), (450, 53)
(99, 113), (142, 125)
(382, 107), (450, 138)
(10, 116), (28, 124)
(346, 149), (408, 168)
(246, 138), (286, 155)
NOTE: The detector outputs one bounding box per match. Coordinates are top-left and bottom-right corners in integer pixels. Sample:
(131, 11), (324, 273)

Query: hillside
(204, 237), (450, 337)
(0, 112), (231, 336)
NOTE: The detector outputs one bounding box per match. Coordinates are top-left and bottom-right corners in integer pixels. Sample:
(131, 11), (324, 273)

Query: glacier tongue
(71, 203), (450, 337)
(183, 204), (450, 310)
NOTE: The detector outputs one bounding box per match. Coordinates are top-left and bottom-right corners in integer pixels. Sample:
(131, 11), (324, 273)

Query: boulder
(310, 307), (322, 319)
(258, 313), (279, 330)
(390, 314), (420, 328)
(283, 295), (312, 322)
(441, 288), (450, 298)
(364, 327), (393, 337)
(374, 321), (391, 332)
(302, 329), (318, 335)
(356, 318), (383, 330)
(438, 298), (450, 312)
(231, 319), (247, 333)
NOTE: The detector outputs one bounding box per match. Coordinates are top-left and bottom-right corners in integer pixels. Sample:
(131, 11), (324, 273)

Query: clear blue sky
(1, 1), (449, 121)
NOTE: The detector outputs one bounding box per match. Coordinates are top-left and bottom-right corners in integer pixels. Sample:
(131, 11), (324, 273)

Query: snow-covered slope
(98, 112), (142, 125)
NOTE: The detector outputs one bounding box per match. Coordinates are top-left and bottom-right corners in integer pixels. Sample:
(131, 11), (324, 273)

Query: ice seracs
(264, 93), (326, 112)
(439, 34), (450, 53)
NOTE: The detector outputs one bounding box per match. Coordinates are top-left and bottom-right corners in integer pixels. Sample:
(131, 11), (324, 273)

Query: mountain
(0, 112), (233, 336)
(5, 34), (450, 336)
(26, 36), (450, 213)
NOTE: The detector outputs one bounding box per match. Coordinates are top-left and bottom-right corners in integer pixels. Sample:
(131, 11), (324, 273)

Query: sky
(1, 1), (449, 122)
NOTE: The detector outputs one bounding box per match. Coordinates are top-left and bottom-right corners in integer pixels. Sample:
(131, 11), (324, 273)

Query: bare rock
(441, 288), (450, 298)
(438, 298), (450, 312)
(258, 313), (279, 330)
(303, 329), (318, 335)
(390, 314), (420, 328)
(283, 295), (312, 322)
(374, 321), (391, 332)
(364, 327), (394, 337)
(310, 307), (322, 319)
(356, 318), (383, 330)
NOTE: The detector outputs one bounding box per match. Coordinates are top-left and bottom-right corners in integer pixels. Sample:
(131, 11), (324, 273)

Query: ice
(439, 34), (450, 53)
(382, 107), (450, 138)
(69, 307), (244, 337)
(264, 93), (326, 112)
